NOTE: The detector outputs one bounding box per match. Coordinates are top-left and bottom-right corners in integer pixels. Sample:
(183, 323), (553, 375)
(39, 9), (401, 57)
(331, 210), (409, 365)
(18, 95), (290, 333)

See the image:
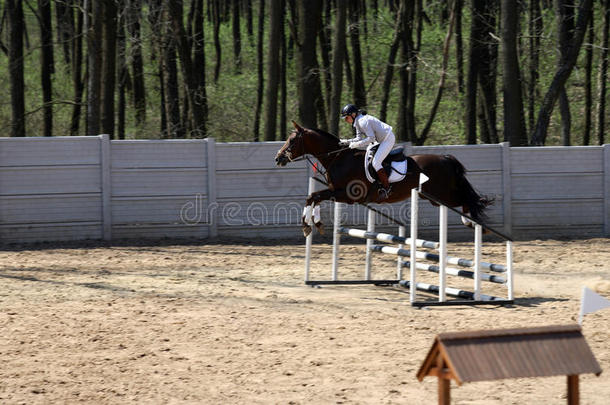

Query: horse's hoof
(314, 221), (325, 235)
(302, 225), (312, 237)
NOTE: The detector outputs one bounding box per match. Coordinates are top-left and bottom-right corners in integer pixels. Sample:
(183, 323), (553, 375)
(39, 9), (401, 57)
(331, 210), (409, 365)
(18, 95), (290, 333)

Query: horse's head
(275, 121), (308, 167)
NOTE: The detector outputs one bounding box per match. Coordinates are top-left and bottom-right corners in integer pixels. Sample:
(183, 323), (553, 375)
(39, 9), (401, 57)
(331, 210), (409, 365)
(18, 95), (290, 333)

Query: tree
(37, 0), (54, 137)
(530, 0), (594, 145)
(294, 0), (322, 128)
(86, 0), (103, 135)
(232, 0), (242, 73)
(596, 0), (609, 145)
(253, 0), (264, 141)
(264, 0), (282, 141)
(212, 0), (222, 82)
(528, 0), (542, 132)
(501, 0), (528, 145)
(555, 0), (576, 145)
(101, 0), (117, 138)
(126, 0), (146, 126)
(192, 0), (209, 137)
(583, 4), (594, 145)
(70, 0), (84, 136)
(348, 1), (366, 107)
(168, 0), (207, 137)
(329, 0), (347, 136)
(465, 0), (486, 144)
(7, 0), (25, 137)
(379, 0), (402, 122)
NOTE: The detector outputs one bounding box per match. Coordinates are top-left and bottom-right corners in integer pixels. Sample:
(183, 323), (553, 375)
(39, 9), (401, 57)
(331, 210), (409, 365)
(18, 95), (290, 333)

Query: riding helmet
(340, 104), (359, 118)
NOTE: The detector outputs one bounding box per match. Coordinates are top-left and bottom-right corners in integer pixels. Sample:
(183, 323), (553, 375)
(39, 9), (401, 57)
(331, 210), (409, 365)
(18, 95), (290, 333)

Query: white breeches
(371, 131), (395, 171)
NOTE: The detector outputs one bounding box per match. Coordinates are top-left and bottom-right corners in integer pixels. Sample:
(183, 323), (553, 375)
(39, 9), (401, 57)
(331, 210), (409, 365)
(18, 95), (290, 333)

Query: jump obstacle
(303, 176), (514, 307)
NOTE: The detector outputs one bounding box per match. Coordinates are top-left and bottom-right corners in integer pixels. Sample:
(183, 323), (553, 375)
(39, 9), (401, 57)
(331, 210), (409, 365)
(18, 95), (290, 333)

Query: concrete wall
(1, 136), (608, 243)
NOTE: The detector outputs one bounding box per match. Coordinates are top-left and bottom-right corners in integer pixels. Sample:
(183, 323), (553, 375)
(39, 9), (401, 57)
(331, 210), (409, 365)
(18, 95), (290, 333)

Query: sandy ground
(1, 237), (609, 404)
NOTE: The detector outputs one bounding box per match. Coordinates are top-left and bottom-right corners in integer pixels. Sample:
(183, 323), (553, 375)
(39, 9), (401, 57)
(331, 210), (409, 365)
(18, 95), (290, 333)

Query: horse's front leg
(301, 188), (343, 237)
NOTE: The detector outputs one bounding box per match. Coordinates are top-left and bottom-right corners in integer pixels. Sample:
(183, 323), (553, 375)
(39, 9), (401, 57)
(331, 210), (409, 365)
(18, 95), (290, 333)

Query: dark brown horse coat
(275, 123), (492, 235)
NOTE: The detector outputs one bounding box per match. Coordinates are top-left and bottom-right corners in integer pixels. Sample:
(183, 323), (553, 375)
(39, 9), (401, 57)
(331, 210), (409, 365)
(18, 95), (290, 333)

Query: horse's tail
(444, 154), (494, 223)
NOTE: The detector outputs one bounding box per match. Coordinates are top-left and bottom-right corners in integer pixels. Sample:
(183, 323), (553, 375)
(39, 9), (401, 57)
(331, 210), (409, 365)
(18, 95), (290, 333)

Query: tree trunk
(55, 0), (72, 68)
(253, 0), (264, 141)
(264, 0), (282, 141)
(583, 4), (594, 145)
(168, 0), (207, 137)
(87, 0), (103, 135)
(419, 0), (456, 144)
(7, 0), (25, 137)
(406, 0), (421, 142)
(232, 0), (241, 73)
(117, 0), (128, 139)
(163, 30), (182, 138)
(396, 0), (413, 142)
(279, 0), (287, 139)
(318, 7), (332, 111)
(192, 0), (208, 138)
(212, 0), (221, 82)
(38, 0), (54, 137)
(555, 0), (575, 145)
(380, 0), (403, 123)
(528, 0), (542, 132)
(348, 1), (366, 107)
(70, 0), (84, 136)
(126, 0), (146, 126)
(455, 0), (464, 94)
(295, 0), (322, 128)
(246, 0), (253, 41)
(101, 0), (117, 138)
(530, 0), (593, 145)
(465, 0), (485, 144)
(596, 0), (609, 145)
(478, 0), (499, 143)
(329, 0), (347, 136)
(502, 0), (528, 145)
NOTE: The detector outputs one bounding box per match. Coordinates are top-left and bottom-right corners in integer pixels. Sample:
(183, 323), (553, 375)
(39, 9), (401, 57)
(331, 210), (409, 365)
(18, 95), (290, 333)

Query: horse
(275, 122), (493, 236)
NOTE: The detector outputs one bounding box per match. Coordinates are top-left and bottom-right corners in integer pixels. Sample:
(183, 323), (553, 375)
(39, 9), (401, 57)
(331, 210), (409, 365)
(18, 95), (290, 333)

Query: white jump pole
(304, 177), (315, 282)
(506, 240), (514, 300)
(332, 202), (342, 281)
(397, 225), (406, 280)
(474, 224), (482, 300)
(365, 208), (376, 280)
(410, 188), (418, 304)
(438, 205), (447, 302)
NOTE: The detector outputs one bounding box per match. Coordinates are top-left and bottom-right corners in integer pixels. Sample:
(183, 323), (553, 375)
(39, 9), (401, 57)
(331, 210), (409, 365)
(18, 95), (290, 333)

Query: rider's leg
(372, 132), (395, 196)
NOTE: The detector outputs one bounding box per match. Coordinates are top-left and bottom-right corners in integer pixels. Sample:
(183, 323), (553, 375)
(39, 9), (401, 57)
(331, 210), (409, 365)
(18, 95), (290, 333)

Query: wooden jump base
(303, 176), (514, 307)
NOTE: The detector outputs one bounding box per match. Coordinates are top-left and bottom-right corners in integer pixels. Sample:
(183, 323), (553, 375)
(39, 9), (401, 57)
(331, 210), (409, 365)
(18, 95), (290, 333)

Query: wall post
(100, 134), (112, 240)
(501, 142), (512, 238)
(602, 143), (610, 237)
(206, 138), (218, 238)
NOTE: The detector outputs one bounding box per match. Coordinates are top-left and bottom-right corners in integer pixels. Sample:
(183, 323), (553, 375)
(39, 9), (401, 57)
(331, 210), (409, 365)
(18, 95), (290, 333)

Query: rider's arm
(349, 117), (375, 148)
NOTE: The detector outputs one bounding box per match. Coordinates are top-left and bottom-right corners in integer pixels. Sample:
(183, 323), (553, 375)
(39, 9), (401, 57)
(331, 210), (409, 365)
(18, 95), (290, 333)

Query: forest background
(1, 0), (608, 146)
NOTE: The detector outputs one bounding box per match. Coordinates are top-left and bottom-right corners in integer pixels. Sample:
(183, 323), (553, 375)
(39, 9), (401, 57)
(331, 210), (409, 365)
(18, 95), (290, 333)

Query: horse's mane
(310, 128), (340, 142)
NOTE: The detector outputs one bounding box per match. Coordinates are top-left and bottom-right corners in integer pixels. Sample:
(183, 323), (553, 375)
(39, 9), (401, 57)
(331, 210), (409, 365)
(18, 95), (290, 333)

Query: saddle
(364, 144), (410, 184)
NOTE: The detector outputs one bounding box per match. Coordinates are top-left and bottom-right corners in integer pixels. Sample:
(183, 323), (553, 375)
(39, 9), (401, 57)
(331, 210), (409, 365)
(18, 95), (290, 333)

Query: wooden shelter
(417, 325), (602, 405)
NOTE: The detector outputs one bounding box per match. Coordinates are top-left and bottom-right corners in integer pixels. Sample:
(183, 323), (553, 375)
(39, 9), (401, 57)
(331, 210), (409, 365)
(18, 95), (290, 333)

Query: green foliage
(0, 1), (608, 145)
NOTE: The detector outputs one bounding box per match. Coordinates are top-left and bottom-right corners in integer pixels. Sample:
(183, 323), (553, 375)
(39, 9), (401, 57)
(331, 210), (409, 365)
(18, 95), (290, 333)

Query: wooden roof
(417, 325), (602, 385)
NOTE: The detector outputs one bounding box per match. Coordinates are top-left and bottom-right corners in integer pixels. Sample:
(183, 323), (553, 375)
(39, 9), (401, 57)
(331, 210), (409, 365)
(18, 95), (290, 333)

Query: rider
(339, 104), (395, 199)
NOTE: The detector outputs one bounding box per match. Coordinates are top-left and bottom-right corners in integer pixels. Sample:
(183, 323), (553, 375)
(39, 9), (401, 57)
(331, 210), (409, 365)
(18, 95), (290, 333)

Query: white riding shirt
(347, 114), (394, 149)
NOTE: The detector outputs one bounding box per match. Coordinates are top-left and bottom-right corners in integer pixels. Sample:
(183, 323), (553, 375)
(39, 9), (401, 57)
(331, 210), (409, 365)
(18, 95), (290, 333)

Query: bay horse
(275, 122), (493, 236)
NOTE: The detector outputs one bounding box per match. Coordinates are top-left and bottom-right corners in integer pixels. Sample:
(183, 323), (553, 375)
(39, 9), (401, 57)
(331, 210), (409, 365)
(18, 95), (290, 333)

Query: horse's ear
(292, 121), (303, 132)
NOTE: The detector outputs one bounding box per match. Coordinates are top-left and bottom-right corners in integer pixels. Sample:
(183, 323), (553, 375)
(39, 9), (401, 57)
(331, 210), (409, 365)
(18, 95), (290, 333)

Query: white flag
(579, 287), (610, 324)
(418, 173), (429, 186)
